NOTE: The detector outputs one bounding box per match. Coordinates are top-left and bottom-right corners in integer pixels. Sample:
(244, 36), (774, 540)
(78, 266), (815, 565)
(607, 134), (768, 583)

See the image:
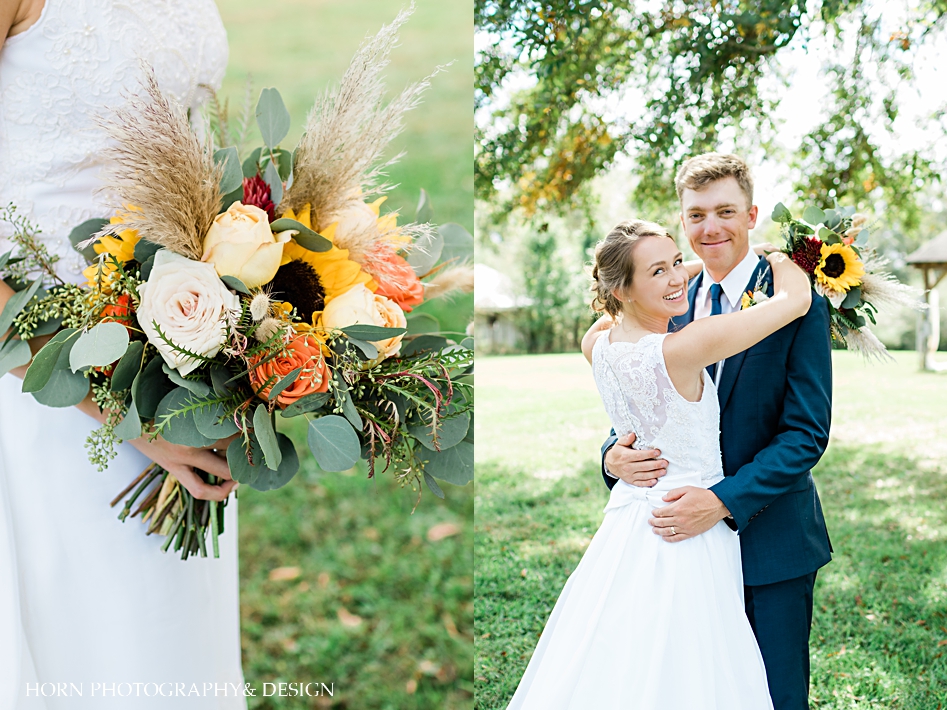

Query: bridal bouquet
(0, 12), (473, 559)
(771, 202), (922, 359)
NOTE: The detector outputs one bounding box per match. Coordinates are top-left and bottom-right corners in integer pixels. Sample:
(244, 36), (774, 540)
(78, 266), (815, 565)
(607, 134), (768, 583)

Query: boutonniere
(740, 267), (772, 310)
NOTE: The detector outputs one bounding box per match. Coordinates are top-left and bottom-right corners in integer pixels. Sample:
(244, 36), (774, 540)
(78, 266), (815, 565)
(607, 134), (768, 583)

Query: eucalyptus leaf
(823, 208), (841, 229)
(255, 87), (291, 150)
(423, 471), (445, 499)
(406, 312), (440, 336)
(31, 314), (63, 337)
(333, 373), (361, 429)
(193, 400), (240, 439)
(856, 228), (870, 245)
(133, 239), (162, 263)
(263, 160), (283, 207)
(111, 340), (145, 392)
(407, 229), (443, 276)
(771, 203), (792, 223)
(409, 411), (470, 452)
(270, 218), (332, 252)
(400, 335), (448, 357)
(214, 146), (243, 196)
(0, 339), (31, 377)
(460, 337), (474, 351)
(841, 286), (862, 310)
(155, 388), (217, 447)
(70, 322), (130, 372)
(227, 433), (265, 485)
(248, 434), (299, 491)
(69, 218), (109, 262)
(210, 364), (235, 396)
(279, 391), (331, 418)
(220, 275), (250, 295)
(347, 338), (378, 360)
(803, 206), (826, 225)
(242, 147), (263, 179)
(139, 254), (156, 281)
(340, 324), (407, 341)
(114, 401), (142, 441)
(220, 184), (244, 212)
(32, 335), (88, 408)
(415, 188), (433, 223)
(0, 277), (43, 337)
(161, 362), (211, 396)
(133, 356), (175, 420)
(0, 250), (12, 271)
(22, 328), (78, 393)
(438, 223), (474, 264)
(820, 227), (841, 245)
(422, 440), (473, 485)
(267, 366), (302, 401)
(253, 403), (282, 470)
(307, 415), (361, 472)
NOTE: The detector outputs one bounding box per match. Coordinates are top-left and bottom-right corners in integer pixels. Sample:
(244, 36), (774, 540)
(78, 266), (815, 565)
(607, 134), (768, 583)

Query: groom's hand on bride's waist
(649, 487), (731, 543)
(603, 433), (668, 487)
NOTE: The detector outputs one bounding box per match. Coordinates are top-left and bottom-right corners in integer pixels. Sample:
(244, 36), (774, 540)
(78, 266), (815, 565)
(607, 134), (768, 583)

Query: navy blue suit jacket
(602, 257), (833, 587)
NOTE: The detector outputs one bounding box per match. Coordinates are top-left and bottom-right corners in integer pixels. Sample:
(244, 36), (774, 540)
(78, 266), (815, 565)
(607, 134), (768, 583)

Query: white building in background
(474, 263), (532, 354)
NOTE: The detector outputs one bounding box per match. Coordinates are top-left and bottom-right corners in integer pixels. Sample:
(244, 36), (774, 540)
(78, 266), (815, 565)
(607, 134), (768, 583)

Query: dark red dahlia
(242, 175), (275, 222)
(791, 236), (823, 274)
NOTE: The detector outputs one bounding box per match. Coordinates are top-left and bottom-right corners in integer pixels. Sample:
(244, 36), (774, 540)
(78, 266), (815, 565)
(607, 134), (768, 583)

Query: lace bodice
(0, 0), (228, 281)
(593, 331), (724, 490)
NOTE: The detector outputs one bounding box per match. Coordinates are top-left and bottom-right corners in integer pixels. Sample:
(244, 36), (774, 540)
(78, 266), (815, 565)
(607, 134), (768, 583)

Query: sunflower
(274, 204), (376, 327)
(82, 210), (141, 289)
(815, 243), (864, 293)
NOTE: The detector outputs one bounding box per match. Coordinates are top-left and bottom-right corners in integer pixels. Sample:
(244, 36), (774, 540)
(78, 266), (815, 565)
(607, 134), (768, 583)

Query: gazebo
(906, 231), (947, 372)
(473, 264), (532, 354)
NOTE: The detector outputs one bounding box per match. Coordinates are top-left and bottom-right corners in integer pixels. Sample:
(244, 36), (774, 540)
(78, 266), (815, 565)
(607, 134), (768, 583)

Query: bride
(0, 1), (245, 707)
(505, 220), (811, 709)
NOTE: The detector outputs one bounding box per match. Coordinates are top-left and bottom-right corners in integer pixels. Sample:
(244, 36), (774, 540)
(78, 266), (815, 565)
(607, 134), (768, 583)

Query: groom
(602, 153), (832, 709)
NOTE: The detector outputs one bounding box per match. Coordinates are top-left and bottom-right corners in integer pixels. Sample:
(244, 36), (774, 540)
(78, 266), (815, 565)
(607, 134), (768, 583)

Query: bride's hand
(753, 242), (778, 256)
(128, 435), (237, 501)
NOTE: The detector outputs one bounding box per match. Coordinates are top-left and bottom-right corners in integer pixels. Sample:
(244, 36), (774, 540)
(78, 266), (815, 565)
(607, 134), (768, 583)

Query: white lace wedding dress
(0, 2), (245, 708)
(506, 332), (773, 710)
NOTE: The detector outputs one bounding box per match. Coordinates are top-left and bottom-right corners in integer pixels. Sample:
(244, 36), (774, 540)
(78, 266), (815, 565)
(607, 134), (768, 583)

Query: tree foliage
(476, 0), (946, 229)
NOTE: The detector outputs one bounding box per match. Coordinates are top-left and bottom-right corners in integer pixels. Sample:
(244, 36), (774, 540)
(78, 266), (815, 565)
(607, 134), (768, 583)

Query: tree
(476, 0), (945, 232)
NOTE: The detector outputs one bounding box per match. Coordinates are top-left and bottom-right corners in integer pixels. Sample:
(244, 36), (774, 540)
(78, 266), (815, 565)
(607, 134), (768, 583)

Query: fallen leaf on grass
(317, 572), (330, 589)
(269, 566), (301, 581)
(427, 522), (462, 542)
(405, 679), (418, 694)
(337, 607), (363, 628)
(442, 612), (461, 639)
(418, 660), (439, 675)
(938, 639), (947, 647)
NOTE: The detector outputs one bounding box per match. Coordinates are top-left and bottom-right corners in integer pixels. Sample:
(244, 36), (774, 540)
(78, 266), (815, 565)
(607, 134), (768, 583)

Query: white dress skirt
(505, 332), (773, 710)
(0, 1), (246, 707)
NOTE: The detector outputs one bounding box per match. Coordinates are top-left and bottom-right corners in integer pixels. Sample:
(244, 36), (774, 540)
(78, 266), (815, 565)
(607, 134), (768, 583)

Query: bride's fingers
(188, 447), (233, 481)
(170, 465), (236, 501)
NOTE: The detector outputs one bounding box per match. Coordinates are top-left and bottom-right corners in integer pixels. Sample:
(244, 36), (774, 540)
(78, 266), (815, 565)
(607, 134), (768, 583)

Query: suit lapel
(716, 259), (772, 412)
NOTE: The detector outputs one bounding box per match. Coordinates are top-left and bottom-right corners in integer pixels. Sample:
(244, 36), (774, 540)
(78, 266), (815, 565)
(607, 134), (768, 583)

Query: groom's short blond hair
(675, 153), (754, 209)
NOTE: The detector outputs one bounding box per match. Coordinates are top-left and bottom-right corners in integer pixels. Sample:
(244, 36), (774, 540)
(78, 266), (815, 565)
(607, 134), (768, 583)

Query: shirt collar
(702, 249), (762, 310)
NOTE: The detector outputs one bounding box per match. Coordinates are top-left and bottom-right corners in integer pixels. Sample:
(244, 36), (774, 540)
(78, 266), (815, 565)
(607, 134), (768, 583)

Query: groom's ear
(747, 204), (759, 229)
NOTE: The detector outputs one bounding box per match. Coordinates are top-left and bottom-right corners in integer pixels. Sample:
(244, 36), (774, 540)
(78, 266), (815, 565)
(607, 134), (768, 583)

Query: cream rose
(320, 284), (407, 360)
(201, 201), (291, 289)
(138, 251), (241, 375)
(333, 201), (379, 244)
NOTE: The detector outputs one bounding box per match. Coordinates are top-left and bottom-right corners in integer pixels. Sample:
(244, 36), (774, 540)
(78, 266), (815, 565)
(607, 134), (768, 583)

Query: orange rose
(369, 252), (424, 312)
(249, 333), (330, 408)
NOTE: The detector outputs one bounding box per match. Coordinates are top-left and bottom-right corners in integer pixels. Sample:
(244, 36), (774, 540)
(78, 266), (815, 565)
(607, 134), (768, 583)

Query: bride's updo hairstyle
(590, 219), (674, 316)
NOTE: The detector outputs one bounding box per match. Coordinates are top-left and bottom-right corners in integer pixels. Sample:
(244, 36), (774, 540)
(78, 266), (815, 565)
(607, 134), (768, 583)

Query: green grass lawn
(474, 351), (947, 709)
(215, 2), (474, 707)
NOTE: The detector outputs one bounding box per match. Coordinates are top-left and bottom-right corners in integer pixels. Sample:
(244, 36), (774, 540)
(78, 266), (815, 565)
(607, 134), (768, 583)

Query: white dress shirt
(693, 249), (762, 384)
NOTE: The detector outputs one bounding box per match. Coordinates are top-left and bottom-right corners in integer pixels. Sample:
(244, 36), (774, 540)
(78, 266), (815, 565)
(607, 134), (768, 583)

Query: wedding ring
(670, 526), (677, 536)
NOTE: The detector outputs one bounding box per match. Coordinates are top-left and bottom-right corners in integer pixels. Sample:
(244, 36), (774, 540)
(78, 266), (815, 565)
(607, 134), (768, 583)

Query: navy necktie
(708, 283), (724, 381)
